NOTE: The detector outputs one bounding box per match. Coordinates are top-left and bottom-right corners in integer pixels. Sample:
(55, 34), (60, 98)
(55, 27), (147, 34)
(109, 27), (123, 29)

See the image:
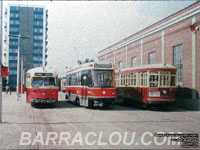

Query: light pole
(20, 55), (23, 96)
(20, 53), (30, 96)
(9, 34), (29, 100)
(16, 36), (20, 100)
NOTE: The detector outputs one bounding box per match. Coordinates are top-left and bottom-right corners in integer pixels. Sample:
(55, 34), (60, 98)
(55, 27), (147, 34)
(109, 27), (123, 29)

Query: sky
(3, 1), (197, 77)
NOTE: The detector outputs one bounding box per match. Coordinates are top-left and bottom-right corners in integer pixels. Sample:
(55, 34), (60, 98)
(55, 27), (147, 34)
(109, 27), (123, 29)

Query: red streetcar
(64, 61), (116, 108)
(115, 64), (177, 106)
(26, 67), (59, 104)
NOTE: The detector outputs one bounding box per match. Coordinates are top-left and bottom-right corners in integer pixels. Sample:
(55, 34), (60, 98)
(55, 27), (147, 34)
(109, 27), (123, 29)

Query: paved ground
(0, 92), (199, 149)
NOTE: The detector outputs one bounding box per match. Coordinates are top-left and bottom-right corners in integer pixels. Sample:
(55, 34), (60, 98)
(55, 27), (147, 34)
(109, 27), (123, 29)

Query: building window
(118, 61), (123, 69)
(34, 35), (43, 40)
(33, 56), (42, 61)
(173, 44), (183, 83)
(10, 70), (17, 75)
(34, 14), (43, 19)
(10, 20), (19, 25)
(131, 57), (137, 67)
(10, 27), (19, 32)
(9, 49), (18, 53)
(10, 63), (17, 67)
(149, 51), (156, 64)
(9, 56), (17, 60)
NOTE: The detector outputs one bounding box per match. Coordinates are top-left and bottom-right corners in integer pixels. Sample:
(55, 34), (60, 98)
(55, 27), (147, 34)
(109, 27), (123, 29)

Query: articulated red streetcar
(26, 67), (59, 104)
(64, 61), (116, 108)
(115, 64), (177, 106)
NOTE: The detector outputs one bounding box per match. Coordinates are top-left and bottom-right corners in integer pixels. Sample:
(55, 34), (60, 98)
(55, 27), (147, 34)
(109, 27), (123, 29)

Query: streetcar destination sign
(94, 63), (112, 68)
(35, 73), (53, 76)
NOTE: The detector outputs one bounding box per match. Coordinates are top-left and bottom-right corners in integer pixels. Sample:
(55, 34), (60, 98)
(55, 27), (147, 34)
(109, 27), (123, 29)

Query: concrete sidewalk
(0, 92), (37, 149)
(0, 92), (200, 149)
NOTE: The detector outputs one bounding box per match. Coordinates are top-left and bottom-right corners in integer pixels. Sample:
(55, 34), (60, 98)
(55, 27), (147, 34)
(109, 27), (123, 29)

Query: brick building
(98, 2), (200, 110)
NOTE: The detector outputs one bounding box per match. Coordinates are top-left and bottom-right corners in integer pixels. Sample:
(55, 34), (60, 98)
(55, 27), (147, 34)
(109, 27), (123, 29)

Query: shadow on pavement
(100, 103), (192, 112)
(31, 100), (193, 112)
(32, 101), (79, 109)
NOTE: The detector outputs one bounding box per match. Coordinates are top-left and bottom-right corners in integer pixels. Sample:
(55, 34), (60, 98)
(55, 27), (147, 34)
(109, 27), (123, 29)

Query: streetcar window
(44, 77), (55, 86)
(134, 74), (137, 86)
(92, 70), (114, 87)
(80, 70), (93, 87)
(149, 72), (159, 87)
(32, 77), (43, 87)
(149, 75), (158, 81)
(170, 72), (176, 86)
(77, 71), (81, 85)
(121, 74), (125, 85)
(160, 71), (170, 86)
(71, 73), (77, 85)
(140, 72), (148, 87)
(126, 73), (130, 85)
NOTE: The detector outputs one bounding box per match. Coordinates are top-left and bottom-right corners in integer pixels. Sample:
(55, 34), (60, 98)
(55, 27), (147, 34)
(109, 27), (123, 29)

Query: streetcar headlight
(112, 92), (115, 95)
(149, 91), (160, 97)
(102, 91), (106, 94)
(163, 90), (167, 94)
(88, 91), (95, 95)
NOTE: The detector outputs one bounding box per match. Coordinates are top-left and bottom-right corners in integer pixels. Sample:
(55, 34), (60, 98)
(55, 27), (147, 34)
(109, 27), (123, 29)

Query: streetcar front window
(32, 77), (43, 87)
(149, 72), (159, 87)
(92, 70), (114, 87)
(44, 77), (55, 86)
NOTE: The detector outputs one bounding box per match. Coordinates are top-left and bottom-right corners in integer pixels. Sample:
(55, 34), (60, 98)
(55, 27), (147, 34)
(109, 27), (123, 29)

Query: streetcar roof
(27, 67), (57, 77)
(115, 64), (176, 73)
(66, 61), (114, 74)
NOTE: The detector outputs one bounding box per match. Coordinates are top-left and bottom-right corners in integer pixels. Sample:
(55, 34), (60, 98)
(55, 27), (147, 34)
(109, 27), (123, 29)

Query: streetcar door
(80, 74), (88, 106)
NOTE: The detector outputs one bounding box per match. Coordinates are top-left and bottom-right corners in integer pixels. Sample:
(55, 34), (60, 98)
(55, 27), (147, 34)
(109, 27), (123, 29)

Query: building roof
(115, 64), (176, 73)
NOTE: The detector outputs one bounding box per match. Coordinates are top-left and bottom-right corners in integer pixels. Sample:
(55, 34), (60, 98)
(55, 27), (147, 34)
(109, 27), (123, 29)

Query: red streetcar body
(64, 61), (116, 108)
(115, 64), (177, 105)
(26, 67), (59, 104)
(65, 87), (116, 98)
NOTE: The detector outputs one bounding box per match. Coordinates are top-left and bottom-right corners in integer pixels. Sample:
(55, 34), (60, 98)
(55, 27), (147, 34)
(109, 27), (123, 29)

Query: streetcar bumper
(89, 97), (116, 107)
(146, 98), (175, 105)
(30, 99), (57, 103)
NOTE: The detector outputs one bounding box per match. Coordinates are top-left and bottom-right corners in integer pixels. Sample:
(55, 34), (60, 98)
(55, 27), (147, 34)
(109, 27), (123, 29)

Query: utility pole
(20, 53), (29, 96)
(16, 36), (20, 100)
(20, 55), (23, 96)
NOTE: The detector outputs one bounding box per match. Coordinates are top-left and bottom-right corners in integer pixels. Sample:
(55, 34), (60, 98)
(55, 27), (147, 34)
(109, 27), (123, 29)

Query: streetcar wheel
(87, 100), (94, 109)
(65, 95), (68, 101)
(76, 98), (80, 106)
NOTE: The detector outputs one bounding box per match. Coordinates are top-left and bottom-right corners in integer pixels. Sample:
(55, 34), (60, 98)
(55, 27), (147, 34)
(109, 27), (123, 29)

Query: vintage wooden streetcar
(115, 64), (177, 106)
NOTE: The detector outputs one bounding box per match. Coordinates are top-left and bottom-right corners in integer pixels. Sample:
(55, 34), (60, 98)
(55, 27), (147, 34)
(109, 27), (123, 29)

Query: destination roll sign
(35, 73), (53, 76)
(94, 63), (112, 68)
